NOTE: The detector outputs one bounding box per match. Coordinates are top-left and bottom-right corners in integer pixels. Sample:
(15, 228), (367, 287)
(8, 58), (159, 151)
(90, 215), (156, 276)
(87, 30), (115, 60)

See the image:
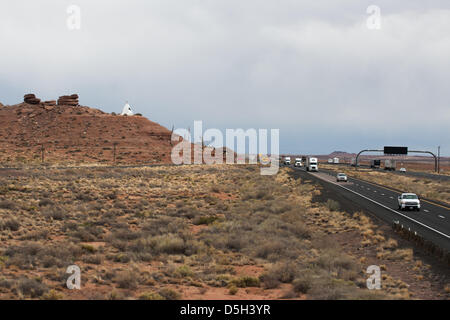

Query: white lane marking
(374, 190), (377, 193)
(438, 215), (445, 219)
(381, 193), (385, 196)
(309, 173), (450, 240)
(424, 209), (430, 213)
(390, 196), (394, 199)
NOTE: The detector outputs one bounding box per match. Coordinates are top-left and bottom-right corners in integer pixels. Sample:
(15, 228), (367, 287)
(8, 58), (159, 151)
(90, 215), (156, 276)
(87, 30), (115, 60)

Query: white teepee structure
(121, 102), (134, 116)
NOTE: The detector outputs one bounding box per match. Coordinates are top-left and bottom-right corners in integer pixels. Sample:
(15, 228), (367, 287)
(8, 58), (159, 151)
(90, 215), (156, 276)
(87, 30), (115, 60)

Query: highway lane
(289, 165), (450, 251)
(318, 168), (450, 231)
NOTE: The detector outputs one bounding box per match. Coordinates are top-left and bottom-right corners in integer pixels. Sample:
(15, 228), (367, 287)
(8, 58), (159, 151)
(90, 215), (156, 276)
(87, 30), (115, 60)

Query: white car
(399, 168), (406, 173)
(398, 193), (421, 211)
(336, 173), (348, 182)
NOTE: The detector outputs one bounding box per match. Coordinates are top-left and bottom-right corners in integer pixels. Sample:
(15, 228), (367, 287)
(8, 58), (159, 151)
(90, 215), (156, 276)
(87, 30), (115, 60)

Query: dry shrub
(139, 292), (165, 300)
(377, 248), (413, 261)
(41, 206), (67, 220)
(231, 276), (260, 288)
(326, 199), (340, 212)
(261, 262), (299, 286)
(158, 288), (181, 300)
(0, 200), (16, 210)
(5, 242), (83, 269)
(114, 270), (139, 289)
(316, 250), (356, 272)
(0, 218), (20, 231)
(293, 275), (312, 294)
(16, 278), (48, 298)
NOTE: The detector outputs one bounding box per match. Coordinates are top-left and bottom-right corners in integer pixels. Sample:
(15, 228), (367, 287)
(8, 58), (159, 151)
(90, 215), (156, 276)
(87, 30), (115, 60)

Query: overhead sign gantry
(355, 146), (438, 172)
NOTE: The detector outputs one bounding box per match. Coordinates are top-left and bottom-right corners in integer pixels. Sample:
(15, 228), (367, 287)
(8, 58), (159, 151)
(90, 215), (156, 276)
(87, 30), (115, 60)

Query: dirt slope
(0, 97), (176, 165)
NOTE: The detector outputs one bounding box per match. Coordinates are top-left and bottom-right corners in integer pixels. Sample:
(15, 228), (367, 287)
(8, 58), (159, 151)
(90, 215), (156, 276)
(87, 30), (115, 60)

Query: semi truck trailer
(305, 157), (318, 172)
(370, 159), (381, 169)
(384, 159), (397, 171)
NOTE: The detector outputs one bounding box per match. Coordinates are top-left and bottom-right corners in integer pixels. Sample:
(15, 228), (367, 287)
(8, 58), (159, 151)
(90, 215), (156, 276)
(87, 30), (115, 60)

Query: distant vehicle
(399, 167), (406, 173)
(294, 158), (302, 167)
(333, 157), (339, 164)
(301, 156), (307, 167)
(370, 159), (381, 169)
(305, 157), (318, 172)
(398, 193), (420, 211)
(284, 157), (291, 165)
(328, 158), (333, 164)
(336, 173), (348, 182)
(384, 159), (397, 171)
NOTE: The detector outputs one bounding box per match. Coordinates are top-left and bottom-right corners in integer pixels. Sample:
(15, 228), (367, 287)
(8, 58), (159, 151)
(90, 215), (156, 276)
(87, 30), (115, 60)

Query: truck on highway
(370, 159), (381, 169)
(284, 157), (291, 165)
(328, 158), (333, 164)
(397, 193), (421, 211)
(294, 158), (302, 167)
(305, 157), (318, 172)
(384, 159), (397, 171)
(333, 157), (339, 164)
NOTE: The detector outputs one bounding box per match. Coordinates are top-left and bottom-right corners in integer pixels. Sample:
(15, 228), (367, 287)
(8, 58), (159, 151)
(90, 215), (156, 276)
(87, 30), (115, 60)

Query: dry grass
(0, 164), (443, 299)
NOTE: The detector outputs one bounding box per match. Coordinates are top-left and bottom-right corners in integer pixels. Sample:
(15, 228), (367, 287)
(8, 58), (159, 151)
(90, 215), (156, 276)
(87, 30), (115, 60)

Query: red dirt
(0, 97), (177, 165)
(180, 283), (300, 300)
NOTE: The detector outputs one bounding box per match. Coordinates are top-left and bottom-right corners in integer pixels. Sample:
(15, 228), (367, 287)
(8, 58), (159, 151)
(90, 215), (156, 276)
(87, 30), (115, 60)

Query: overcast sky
(0, 1), (449, 155)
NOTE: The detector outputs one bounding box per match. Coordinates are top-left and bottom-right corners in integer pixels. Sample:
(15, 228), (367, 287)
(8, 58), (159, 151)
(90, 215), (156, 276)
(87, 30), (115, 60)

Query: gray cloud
(0, 0), (449, 155)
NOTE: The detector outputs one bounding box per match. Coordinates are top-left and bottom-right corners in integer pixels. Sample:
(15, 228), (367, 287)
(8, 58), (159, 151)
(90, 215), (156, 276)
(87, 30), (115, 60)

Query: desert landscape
(0, 164), (448, 299)
(0, 96), (449, 300)
(1, 2), (449, 307)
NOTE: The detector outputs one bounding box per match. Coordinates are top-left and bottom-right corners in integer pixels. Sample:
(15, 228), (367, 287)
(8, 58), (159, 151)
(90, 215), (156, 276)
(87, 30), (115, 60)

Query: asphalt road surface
(330, 163), (450, 182)
(289, 165), (450, 252)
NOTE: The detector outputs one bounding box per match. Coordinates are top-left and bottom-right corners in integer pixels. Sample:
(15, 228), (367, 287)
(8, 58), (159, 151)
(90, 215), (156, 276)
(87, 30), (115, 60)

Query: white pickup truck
(398, 193), (421, 211)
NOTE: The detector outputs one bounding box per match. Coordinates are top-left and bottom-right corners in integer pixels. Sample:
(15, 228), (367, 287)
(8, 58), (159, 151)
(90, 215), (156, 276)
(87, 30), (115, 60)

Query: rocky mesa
(0, 94), (176, 165)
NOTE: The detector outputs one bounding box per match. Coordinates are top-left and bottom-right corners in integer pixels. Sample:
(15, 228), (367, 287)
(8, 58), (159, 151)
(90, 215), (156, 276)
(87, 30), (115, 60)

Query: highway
(327, 162), (450, 182)
(289, 165), (450, 252)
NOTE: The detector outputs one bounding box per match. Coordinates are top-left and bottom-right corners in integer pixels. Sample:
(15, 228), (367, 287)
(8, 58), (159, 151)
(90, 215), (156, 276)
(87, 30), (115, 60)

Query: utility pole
(438, 146), (440, 174)
(41, 144), (45, 163)
(113, 143), (117, 165)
